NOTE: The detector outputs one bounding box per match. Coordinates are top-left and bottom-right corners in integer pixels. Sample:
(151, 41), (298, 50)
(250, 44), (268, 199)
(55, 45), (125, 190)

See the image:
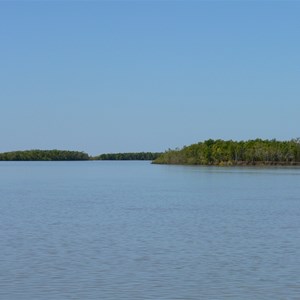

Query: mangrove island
(153, 138), (300, 166)
(0, 150), (90, 161)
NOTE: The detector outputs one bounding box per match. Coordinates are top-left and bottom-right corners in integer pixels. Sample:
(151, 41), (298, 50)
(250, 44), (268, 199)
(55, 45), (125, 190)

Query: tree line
(0, 150), (89, 161)
(0, 150), (162, 161)
(153, 139), (300, 166)
(2, 140), (300, 164)
(93, 152), (162, 161)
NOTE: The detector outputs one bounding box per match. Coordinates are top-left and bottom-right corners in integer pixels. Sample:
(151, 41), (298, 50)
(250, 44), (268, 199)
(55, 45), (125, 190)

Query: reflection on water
(1, 161), (300, 299)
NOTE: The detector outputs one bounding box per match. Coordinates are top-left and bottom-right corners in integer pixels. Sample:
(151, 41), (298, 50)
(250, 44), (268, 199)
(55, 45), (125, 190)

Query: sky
(0, 1), (299, 155)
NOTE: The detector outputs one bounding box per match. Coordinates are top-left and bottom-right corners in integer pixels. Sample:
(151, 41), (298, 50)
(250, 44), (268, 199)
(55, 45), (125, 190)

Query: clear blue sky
(1, 1), (299, 155)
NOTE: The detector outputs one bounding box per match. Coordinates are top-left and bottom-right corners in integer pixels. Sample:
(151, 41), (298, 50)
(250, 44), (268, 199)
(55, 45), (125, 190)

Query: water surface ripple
(1, 161), (300, 299)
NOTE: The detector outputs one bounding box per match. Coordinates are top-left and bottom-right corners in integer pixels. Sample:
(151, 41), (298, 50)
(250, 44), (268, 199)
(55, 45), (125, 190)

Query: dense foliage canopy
(153, 139), (300, 166)
(93, 152), (162, 161)
(0, 150), (89, 161)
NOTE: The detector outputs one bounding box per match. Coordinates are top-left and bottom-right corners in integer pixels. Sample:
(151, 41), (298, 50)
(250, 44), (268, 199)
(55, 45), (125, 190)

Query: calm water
(1, 161), (300, 299)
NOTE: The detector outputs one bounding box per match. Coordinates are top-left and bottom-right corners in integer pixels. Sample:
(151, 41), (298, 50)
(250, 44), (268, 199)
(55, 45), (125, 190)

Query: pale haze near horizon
(0, 1), (299, 156)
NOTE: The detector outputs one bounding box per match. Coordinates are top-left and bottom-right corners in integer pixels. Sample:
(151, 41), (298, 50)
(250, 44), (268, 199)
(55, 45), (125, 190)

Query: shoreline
(152, 161), (300, 167)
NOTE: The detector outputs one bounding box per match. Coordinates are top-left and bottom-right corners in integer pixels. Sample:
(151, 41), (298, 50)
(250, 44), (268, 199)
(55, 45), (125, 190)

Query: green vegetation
(0, 150), (89, 161)
(93, 152), (162, 161)
(153, 139), (300, 166)
(0, 150), (162, 161)
(2, 140), (300, 165)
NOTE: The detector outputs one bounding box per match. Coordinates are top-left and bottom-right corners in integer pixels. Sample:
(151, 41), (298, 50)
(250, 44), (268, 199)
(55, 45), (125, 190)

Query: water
(1, 161), (300, 299)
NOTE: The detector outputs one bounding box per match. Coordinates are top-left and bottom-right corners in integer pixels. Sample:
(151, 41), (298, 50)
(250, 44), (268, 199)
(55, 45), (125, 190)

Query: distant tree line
(153, 139), (300, 166)
(0, 150), (163, 161)
(0, 150), (89, 161)
(93, 152), (163, 161)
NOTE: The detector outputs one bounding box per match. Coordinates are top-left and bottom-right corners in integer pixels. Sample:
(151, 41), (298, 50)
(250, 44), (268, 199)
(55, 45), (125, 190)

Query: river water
(1, 161), (300, 299)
